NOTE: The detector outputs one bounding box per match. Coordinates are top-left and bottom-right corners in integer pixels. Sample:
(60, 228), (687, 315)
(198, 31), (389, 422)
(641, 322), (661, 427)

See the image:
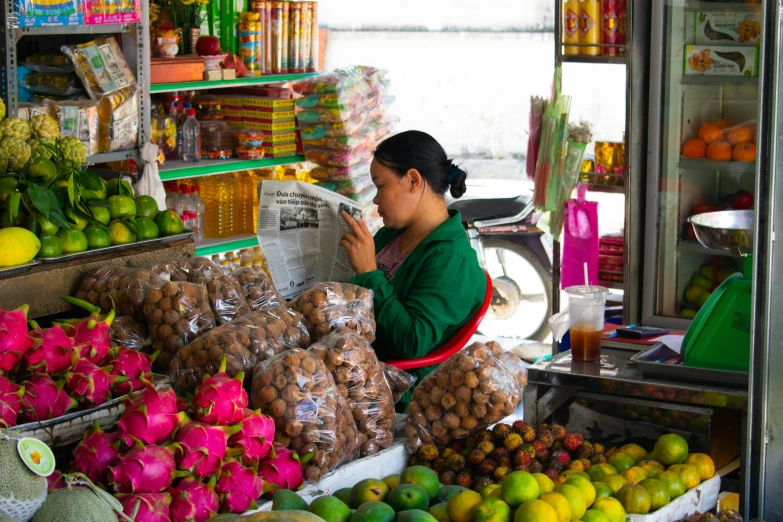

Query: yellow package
(61, 36), (136, 100)
(98, 86), (138, 153)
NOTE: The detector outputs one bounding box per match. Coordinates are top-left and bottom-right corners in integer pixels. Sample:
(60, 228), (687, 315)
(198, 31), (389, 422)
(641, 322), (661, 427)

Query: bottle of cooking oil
(235, 172), (256, 233)
(210, 175), (236, 237)
(200, 177), (219, 238)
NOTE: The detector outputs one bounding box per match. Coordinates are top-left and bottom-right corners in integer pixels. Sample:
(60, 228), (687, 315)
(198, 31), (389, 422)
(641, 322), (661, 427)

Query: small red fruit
(732, 190), (754, 210)
(195, 35), (221, 56)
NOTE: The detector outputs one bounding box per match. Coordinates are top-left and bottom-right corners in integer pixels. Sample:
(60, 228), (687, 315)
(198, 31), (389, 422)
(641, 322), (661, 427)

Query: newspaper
(257, 180), (364, 299)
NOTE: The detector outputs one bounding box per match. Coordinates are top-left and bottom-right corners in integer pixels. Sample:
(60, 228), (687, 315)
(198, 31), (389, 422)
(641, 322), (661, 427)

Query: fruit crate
(628, 473), (720, 522)
(13, 374), (170, 447)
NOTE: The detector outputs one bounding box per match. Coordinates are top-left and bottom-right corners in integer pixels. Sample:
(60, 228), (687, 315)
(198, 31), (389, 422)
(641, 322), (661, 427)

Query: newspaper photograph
(257, 180), (363, 299)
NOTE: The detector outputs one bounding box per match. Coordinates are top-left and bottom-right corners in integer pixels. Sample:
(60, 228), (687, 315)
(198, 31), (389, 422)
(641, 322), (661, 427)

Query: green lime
(134, 217), (159, 240)
(107, 195), (137, 220)
(27, 158), (57, 181)
(84, 226), (111, 249)
(106, 178), (135, 197)
(0, 177), (18, 202)
(134, 195), (159, 219)
(108, 220), (137, 245)
(64, 206), (88, 231)
(56, 228), (88, 254)
(32, 213), (60, 236)
(37, 234), (63, 257)
(89, 204), (111, 226)
(154, 209), (184, 236)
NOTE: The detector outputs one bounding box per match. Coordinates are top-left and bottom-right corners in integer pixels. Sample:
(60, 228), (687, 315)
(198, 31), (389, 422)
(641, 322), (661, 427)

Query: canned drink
(300, 2), (312, 74)
(594, 141), (615, 173)
(288, 3), (303, 73)
(307, 1), (318, 72)
(601, 0), (621, 56)
(270, 2), (285, 74)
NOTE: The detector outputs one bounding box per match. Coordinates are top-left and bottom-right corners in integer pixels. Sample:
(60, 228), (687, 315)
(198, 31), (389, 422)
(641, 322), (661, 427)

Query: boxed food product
(251, 348), (360, 483)
(265, 131), (297, 144)
(243, 97), (295, 110)
(687, 12), (761, 46)
(83, 0), (140, 24)
(684, 45), (758, 76)
(243, 109), (295, 121)
(245, 120), (296, 132)
(263, 143), (297, 157)
(223, 107), (243, 119)
(15, 0), (82, 27)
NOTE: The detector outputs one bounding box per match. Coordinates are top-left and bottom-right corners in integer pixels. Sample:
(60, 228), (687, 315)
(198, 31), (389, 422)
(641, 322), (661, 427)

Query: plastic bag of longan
(141, 281), (217, 371)
(289, 283), (376, 343)
(169, 306), (311, 393)
(251, 348), (360, 483)
(143, 258), (252, 325)
(404, 341), (529, 453)
(309, 329), (396, 457)
(380, 362), (417, 404)
(233, 266), (285, 312)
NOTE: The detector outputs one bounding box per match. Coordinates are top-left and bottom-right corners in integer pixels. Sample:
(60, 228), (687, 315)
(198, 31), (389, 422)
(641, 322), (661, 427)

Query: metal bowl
(687, 210), (754, 254)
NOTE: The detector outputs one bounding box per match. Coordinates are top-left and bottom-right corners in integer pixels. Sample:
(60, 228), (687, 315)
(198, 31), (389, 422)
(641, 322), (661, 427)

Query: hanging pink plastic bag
(561, 185), (600, 289)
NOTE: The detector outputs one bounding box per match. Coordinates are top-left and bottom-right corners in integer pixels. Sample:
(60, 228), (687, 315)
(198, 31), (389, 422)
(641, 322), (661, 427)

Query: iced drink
(566, 285), (609, 361)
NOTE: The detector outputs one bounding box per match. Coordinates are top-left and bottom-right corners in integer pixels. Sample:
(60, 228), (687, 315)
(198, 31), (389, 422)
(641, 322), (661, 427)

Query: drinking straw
(584, 262), (589, 289)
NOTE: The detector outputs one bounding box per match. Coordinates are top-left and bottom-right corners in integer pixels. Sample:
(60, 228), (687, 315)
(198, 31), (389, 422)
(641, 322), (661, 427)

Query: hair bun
(448, 164), (468, 199)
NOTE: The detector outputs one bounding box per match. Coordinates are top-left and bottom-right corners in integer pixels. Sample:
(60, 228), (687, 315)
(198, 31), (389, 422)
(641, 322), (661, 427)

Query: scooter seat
(448, 180), (532, 222)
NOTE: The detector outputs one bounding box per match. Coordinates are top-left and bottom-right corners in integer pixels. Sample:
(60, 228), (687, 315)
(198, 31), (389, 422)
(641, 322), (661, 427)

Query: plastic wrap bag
(310, 159), (371, 181)
(299, 115), (366, 140)
(344, 185), (377, 205)
(290, 283), (375, 342)
(141, 281), (217, 370)
(405, 341), (528, 452)
(251, 348), (360, 482)
(317, 174), (373, 198)
(99, 86), (138, 153)
(61, 36), (136, 100)
(144, 258), (251, 325)
(233, 266), (284, 312)
(50, 100), (100, 156)
(304, 133), (376, 153)
(291, 65), (387, 95)
(22, 73), (83, 96)
(381, 363), (416, 404)
(24, 54), (74, 73)
(309, 329), (396, 456)
(169, 306), (311, 392)
(304, 147), (371, 168)
(110, 315), (148, 350)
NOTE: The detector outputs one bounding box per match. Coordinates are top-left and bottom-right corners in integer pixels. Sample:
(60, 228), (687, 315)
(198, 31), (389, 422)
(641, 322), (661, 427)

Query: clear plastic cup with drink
(566, 285), (609, 361)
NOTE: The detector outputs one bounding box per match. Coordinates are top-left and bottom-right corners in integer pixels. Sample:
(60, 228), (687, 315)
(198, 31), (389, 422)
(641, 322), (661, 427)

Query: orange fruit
(604, 474), (628, 494)
(616, 484), (651, 514)
(733, 142), (756, 162)
(699, 122), (724, 143)
(726, 124), (753, 145)
(591, 497), (627, 522)
(621, 466), (649, 485)
(707, 140), (733, 161)
(607, 452), (635, 473)
(514, 499), (558, 522)
(655, 470), (686, 499)
(565, 476), (596, 508)
(502, 472), (540, 507)
(619, 444), (647, 464)
(685, 453), (716, 481)
(592, 482), (614, 499)
(715, 119), (734, 129)
(581, 509), (611, 522)
(653, 434), (689, 466)
(533, 473), (556, 494)
(668, 464), (701, 490)
(682, 139), (707, 158)
(538, 492), (572, 522)
(638, 460), (665, 476)
(639, 478), (670, 511)
(447, 490), (483, 522)
(587, 464), (618, 483)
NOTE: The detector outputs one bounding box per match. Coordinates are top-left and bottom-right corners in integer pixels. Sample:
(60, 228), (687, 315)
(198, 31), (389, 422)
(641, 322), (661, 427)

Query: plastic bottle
(190, 185), (205, 244)
(201, 177), (219, 238)
(213, 175), (235, 237)
(176, 102), (190, 160)
(236, 172), (255, 234)
(182, 108), (201, 163)
(220, 260), (231, 274)
(177, 185), (197, 234)
(165, 182), (180, 212)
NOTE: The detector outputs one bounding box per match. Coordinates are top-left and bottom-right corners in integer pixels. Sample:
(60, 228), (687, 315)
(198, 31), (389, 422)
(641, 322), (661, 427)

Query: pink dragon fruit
(107, 347), (157, 396)
(117, 380), (183, 447)
(60, 296), (115, 365)
(47, 470), (65, 492)
(192, 357), (248, 426)
(0, 374), (24, 428)
(65, 360), (126, 407)
(174, 415), (242, 479)
(18, 374), (78, 423)
(70, 419), (121, 484)
(228, 409), (274, 466)
(214, 459), (265, 513)
(117, 492), (173, 522)
(257, 446), (304, 491)
(108, 441), (186, 494)
(169, 476), (220, 522)
(24, 323), (74, 375)
(0, 305), (34, 374)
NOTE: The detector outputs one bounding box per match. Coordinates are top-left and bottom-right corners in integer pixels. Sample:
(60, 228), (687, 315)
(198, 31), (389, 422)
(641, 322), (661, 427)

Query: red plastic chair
(387, 271), (493, 370)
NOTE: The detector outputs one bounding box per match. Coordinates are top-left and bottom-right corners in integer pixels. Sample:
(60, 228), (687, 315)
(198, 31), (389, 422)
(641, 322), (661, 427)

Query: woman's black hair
(373, 130), (468, 199)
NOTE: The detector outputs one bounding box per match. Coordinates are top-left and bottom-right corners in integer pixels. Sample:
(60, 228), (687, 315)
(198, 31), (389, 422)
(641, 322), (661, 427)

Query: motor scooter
(448, 180), (553, 341)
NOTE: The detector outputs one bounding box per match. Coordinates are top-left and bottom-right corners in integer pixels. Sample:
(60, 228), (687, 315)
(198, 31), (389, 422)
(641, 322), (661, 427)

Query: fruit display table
(524, 349), (746, 472)
(0, 238), (196, 319)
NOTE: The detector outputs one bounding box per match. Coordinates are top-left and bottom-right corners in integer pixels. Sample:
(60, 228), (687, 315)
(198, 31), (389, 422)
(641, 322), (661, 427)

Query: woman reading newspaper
(341, 131), (486, 409)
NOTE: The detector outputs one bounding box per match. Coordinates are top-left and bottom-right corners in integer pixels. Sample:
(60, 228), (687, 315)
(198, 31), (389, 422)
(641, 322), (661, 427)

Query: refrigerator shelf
(679, 158), (756, 175)
(681, 76), (759, 87)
